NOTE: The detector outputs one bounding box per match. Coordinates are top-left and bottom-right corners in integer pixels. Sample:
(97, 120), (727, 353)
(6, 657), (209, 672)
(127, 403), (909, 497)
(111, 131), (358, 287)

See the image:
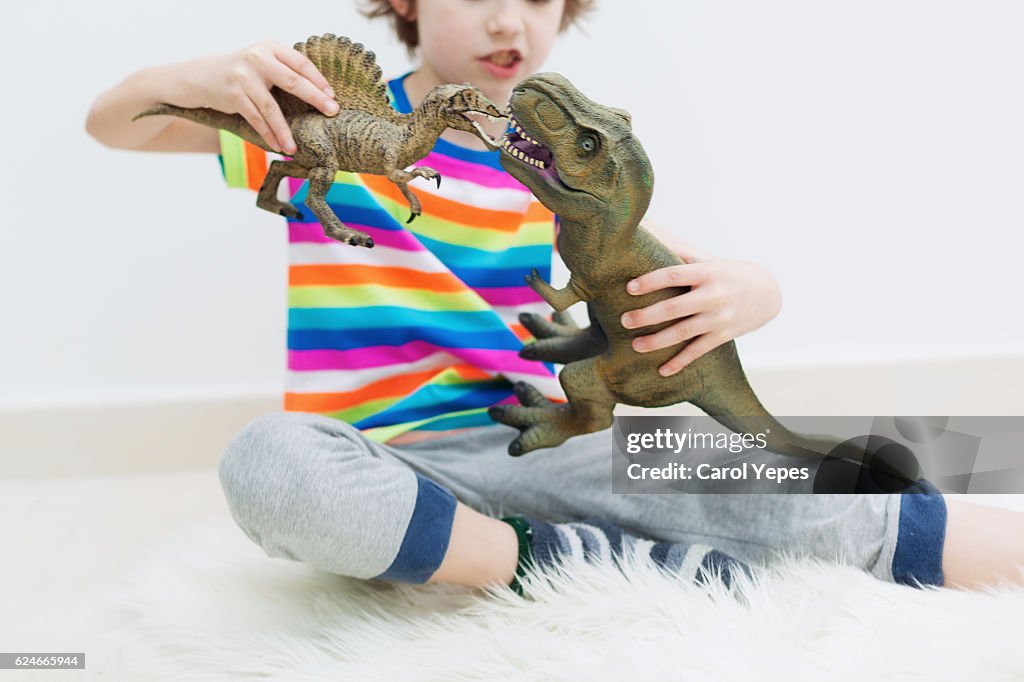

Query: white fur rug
(105, 516), (1024, 681)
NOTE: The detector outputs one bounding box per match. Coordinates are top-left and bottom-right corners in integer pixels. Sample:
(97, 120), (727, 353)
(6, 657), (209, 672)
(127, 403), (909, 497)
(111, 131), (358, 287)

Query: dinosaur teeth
(499, 134), (547, 169)
(469, 120), (502, 150)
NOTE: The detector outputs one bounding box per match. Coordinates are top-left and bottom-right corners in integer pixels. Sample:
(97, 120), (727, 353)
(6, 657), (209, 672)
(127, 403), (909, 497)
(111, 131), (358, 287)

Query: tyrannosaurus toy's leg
(386, 167), (442, 224)
(518, 308), (608, 364)
(488, 357), (617, 456)
(256, 159), (309, 220)
(306, 167), (374, 247)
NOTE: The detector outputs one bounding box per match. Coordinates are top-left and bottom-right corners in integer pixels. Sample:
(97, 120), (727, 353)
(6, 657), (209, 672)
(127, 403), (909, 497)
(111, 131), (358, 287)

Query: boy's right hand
(180, 41), (341, 155)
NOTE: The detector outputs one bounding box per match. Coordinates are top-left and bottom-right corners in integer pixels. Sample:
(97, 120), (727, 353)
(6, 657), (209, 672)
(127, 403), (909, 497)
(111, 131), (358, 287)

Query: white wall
(2, 0), (1022, 408)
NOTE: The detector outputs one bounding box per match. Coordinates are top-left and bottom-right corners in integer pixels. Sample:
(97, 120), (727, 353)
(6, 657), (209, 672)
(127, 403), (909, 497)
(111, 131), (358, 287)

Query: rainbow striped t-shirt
(217, 72), (566, 442)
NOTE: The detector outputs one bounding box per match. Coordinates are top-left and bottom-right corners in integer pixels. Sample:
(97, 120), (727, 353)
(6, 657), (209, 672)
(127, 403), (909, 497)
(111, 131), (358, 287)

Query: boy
(86, 0), (1024, 594)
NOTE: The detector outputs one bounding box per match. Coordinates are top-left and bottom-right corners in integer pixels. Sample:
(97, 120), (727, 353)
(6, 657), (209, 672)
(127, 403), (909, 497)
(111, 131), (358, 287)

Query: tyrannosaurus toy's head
(498, 73), (653, 225)
(425, 83), (506, 150)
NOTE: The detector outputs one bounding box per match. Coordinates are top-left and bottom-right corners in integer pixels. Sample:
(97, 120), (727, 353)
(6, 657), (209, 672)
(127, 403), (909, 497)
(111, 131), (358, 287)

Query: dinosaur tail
(132, 105), (276, 153)
(689, 343), (904, 476)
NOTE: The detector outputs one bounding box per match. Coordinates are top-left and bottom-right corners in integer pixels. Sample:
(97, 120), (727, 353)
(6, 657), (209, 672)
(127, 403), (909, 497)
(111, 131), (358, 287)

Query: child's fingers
(620, 290), (706, 330)
(267, 54), (340, 116)
(243, 81), (294, 154)
(626, 262), (710, 296)
(236, 94), (284, 154)
(631, 313), (714, 354)
(274, 45), (335, 98)
(658, 332), (726, 377)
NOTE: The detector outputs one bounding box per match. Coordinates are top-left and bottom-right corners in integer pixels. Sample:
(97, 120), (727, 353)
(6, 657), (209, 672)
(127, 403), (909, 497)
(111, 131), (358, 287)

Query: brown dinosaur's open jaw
(462, 111), (506, 150)
(500, 111), (558, 180)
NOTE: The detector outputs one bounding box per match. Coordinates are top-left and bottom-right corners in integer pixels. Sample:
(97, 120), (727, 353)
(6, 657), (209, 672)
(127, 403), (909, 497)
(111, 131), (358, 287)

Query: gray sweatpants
(218, 412), (931, 584)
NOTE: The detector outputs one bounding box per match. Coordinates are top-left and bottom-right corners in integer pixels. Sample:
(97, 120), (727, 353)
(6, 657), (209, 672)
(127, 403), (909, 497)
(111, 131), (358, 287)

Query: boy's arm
(86, 61), (220, 153)
(85, 42), (340, 154)
(639, 217), (712, 264)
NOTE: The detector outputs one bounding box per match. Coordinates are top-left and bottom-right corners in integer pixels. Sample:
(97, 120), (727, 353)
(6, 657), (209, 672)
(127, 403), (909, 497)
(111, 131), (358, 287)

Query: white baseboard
(0, 395), (280, 477)
(3, 355), (1022, 477)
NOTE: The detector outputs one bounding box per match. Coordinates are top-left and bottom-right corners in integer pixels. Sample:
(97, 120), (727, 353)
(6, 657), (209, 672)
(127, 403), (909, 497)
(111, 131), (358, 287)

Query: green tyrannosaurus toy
(134, 34), (505, 248)
(488, 73), (881, 472)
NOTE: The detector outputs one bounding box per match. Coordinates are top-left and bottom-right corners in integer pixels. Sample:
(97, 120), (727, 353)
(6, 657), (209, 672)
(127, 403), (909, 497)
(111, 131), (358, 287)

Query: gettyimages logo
(612, 415), (1020, 494)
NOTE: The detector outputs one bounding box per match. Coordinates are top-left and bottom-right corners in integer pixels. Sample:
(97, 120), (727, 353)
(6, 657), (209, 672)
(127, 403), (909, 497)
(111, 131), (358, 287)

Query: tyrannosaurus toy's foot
(488, 382), (572, 456)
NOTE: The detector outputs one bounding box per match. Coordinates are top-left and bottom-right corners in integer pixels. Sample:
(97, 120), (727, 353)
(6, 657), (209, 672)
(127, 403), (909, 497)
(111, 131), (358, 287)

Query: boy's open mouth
(483, 49), (521, 67)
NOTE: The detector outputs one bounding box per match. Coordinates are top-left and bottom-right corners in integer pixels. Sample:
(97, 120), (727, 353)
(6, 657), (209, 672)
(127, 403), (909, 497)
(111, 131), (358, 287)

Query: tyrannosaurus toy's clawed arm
(525, 270), (587, 311)
(518, 307), (608, 364)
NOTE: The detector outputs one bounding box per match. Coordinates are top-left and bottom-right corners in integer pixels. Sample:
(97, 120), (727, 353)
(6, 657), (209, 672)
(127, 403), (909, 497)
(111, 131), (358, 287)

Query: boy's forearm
(85, 62), (195, 151)
(639, 217), (699, 261)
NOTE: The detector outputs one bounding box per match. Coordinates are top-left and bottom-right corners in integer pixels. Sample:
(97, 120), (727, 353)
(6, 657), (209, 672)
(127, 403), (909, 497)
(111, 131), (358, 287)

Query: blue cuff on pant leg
(891, 479), (947, 588)
(376, 473), (457, 584)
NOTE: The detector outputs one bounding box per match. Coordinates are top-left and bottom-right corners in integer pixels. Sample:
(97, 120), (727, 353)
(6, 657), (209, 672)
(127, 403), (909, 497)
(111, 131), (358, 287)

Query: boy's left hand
(619, 237), (782, 377)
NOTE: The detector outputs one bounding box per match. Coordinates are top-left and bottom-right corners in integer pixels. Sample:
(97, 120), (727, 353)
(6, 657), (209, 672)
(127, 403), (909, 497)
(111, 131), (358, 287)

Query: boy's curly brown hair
(360, 0), (595, 57)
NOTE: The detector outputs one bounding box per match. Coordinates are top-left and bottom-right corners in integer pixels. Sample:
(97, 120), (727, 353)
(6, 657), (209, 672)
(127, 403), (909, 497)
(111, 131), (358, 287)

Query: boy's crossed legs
(217, 412), (1021, 593)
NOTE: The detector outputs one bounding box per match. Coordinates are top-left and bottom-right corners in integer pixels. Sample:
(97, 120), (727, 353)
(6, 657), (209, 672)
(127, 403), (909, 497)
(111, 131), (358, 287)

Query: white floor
(0, 470), (227, 680)
(3, 468), (1024, 681)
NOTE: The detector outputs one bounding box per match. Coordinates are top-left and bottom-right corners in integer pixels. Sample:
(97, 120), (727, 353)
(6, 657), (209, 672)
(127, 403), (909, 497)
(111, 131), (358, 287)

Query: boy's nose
(486, 0), (525, 37)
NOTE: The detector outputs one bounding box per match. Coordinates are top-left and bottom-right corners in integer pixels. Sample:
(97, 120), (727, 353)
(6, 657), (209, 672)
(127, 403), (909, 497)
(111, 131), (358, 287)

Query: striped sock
(502, 516), (751, 595)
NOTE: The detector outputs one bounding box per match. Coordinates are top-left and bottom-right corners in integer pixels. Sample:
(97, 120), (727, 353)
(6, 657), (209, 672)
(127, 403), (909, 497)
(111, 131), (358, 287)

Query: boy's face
(402, 0), (566, 103)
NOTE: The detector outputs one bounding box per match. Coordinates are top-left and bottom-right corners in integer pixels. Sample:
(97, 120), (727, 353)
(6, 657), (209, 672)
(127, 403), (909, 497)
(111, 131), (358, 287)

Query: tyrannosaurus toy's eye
(577, 132), (599, 155)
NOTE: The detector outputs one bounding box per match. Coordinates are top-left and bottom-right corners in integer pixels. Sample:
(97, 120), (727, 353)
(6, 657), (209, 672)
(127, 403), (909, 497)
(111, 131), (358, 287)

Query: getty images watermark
(611, 416), (1024, 494)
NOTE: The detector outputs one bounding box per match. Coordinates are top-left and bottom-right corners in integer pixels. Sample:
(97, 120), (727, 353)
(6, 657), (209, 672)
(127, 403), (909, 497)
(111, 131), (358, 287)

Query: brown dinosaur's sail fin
(277, 34), (398, 122)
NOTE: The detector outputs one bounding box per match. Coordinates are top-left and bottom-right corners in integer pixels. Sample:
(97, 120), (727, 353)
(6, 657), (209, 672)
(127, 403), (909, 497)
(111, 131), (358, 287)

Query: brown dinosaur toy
(133, 34), (505, 248)
(488, 73), (887, 474)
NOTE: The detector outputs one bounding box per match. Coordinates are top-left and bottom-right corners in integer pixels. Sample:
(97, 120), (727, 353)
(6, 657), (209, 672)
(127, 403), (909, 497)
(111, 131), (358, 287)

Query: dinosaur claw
(346, 233), (375, 249)
(508, 440), (524, 457)
(435, 175), (442, 189)
(407, 213), (415, 224)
